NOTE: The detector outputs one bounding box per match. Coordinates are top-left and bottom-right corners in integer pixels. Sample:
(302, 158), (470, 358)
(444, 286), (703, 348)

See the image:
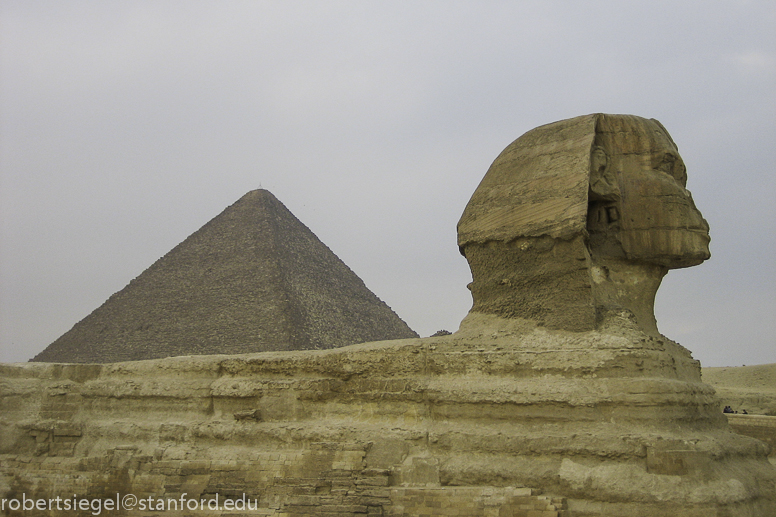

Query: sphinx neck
(589, 258), (667, 337)
(463, 237), (669, 336)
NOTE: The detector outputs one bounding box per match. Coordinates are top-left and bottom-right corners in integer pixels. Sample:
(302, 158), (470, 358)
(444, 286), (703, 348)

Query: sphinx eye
(657, 154), (675, 175)
(674, 161), (687, 186)
(657, 153), (687, 186)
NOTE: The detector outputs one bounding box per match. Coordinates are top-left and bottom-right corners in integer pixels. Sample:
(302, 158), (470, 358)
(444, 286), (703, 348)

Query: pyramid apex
(232, 189), (283, 209)
(241, 188), (276, 199)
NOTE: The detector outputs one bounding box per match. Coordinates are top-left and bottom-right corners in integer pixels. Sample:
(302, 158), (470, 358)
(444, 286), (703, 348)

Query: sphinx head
(457, 114), (710, 335)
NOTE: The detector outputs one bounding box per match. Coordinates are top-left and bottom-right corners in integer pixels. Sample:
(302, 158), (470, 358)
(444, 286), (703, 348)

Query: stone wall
(1, 435), (568, 516)
(726, 414), (776, 458)
(2, 321), (775, 516)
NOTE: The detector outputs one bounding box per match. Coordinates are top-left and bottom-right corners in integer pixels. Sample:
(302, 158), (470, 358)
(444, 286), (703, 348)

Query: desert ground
(703, 363), (776, 416)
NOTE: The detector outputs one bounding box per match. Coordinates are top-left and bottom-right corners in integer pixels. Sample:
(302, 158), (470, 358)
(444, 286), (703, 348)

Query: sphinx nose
(682, 205), (708, 232)
(684, 193), (709, 231)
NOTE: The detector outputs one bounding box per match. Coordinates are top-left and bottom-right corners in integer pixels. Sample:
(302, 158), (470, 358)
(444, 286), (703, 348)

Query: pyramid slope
(32, 190), (418, 363)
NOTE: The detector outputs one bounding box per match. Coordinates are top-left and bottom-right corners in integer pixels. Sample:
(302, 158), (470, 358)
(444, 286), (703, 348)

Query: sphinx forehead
(596, 114), (678, 155)
(457, 113), (673, 246)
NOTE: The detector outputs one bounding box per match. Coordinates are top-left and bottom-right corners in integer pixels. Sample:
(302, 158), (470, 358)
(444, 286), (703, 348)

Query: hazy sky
(1, 1), (774, 367)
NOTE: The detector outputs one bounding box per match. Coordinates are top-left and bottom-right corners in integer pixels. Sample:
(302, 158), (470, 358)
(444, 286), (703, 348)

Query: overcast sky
(1, 1), (774, 367)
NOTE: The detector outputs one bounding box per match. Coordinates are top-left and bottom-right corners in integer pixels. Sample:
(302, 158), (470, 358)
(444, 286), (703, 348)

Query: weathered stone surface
(458, 115), (596, 244)
(2, 317), (776, 516)
(458, 114), (710, 336)
(724, 415), (776, 459)
(32, 189), (417, 363)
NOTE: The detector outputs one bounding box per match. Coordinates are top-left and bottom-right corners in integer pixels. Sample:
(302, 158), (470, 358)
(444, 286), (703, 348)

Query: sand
(702, 363), (776, 415)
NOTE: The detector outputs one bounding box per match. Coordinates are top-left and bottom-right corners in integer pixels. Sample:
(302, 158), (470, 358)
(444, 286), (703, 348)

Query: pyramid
(32, 190), (418, 363)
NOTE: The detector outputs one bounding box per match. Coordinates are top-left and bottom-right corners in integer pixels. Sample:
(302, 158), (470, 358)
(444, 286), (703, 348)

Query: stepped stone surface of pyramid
(32, 189), (417, 363)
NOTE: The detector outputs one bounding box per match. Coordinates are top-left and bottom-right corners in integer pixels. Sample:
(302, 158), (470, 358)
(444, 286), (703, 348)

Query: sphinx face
(589, 116), (711, 269)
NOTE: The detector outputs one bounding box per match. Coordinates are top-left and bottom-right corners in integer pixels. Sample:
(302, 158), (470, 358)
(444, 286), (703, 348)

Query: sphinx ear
(588, 146), (619, 201)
